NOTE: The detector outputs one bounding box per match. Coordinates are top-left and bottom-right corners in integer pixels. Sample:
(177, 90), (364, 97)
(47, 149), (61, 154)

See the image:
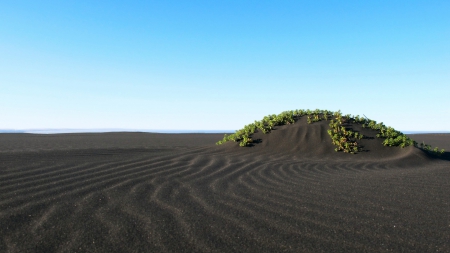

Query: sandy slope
(0, 127), (449, 252)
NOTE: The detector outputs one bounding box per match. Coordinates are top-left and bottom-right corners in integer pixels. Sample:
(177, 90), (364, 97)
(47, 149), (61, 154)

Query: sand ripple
(1, 142), (449, 252)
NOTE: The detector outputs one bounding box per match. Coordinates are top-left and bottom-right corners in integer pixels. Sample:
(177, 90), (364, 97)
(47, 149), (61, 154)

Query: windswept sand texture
(0, 125), (449, 252)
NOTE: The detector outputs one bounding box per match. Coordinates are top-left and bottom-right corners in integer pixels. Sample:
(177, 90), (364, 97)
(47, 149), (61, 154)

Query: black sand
(0, 126), (449, 252)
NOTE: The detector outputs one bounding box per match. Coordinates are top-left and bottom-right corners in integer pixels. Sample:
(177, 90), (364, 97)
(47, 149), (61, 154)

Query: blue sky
(1, 1), (449, 132)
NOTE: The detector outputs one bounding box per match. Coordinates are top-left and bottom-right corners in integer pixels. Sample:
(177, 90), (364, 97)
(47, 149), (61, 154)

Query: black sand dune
(0, 124), (449, 252)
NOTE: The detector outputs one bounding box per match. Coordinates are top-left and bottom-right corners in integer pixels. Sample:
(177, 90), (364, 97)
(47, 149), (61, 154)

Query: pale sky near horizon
(1, 1), (449, 132)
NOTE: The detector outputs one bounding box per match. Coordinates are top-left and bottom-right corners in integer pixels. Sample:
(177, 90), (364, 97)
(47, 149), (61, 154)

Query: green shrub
(326, 113), (362, 154)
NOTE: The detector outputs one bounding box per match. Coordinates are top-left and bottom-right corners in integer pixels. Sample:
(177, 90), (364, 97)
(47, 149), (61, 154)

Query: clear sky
(1, 1), (449, 132)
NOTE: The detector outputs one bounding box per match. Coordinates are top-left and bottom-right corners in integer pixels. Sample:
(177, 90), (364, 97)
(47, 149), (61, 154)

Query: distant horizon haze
(1, 128), (449, 135)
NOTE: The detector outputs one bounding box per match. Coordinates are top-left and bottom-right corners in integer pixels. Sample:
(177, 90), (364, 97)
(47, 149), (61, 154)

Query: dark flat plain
(0, 131), (449, 252)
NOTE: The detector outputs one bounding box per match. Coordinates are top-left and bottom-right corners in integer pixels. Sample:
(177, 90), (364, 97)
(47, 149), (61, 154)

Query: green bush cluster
(216, 109), (329, 146)
(327, 111), (364, 154)
(360, 120), (414, 148)
(216, 109), (446, 156)
(307, 114), (322, 124)
(419, 142), (445, 156)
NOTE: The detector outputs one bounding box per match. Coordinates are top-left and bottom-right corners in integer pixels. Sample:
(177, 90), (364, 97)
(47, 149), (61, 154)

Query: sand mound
(217, 117), (432, 165)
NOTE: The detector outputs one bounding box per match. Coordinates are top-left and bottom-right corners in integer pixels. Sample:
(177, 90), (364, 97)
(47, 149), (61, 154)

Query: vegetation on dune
(216, 109), (445, 156)
(326, 111), (364, 154)
(216, 110), (299, 147)
(419, 141), (445, 156)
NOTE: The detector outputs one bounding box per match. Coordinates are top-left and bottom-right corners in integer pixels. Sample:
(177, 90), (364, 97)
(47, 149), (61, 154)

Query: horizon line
(0, 128), (449, 135)
(0, 128), (236, 134)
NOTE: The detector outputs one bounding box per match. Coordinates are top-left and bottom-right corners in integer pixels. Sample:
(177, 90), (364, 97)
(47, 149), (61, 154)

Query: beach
(0, 129), (449, 252)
